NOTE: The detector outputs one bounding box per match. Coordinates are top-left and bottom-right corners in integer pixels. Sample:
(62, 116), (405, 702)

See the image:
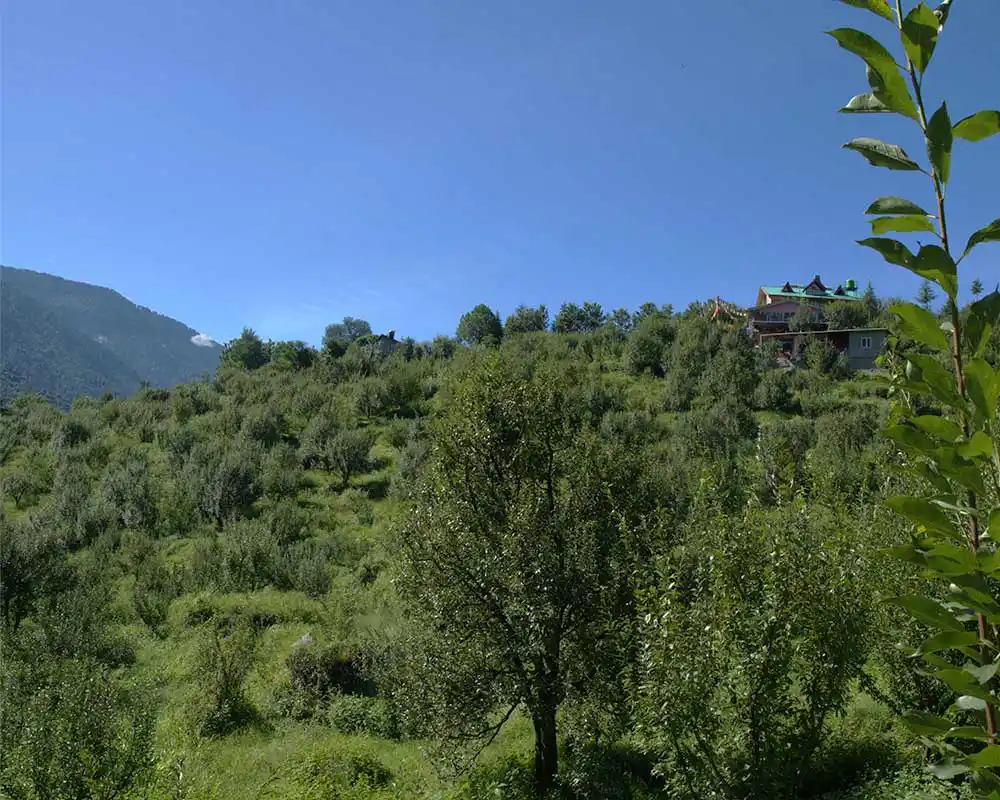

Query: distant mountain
(1, 266), (221, 407)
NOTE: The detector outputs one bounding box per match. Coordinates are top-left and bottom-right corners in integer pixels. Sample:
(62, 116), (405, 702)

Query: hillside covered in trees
(4, 290), (1000, 800)
(0, 266), (222, 408)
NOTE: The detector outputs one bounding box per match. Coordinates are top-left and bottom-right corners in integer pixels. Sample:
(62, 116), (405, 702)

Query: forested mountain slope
(0, 266), (221, 407)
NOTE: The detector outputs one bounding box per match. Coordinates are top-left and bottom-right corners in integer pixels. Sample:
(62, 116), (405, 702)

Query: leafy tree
(608, 307), (633, 336)
(916, 279), (937, 310)
(632, 302), (662, 325)
(100, 449), (159, 531)
(624, 312), (674, 377)
(327, 427), (375, 490)
(270, 340), (316, 370)
(396, 355), (639, 793)
(221, 327), (269, 370)
(553, 302), (605, 334)
(972, 277), (985, 298)
(456, 304), (503, 347)
(635, 506), (871, 798)
(831, 1), (1000, 790)
(504, 305), (550, 335)
(0, 653), (155, 799)
(788, 303), (820, 331)
(323, 317), (373, 359)
(823, 300), (869, 330)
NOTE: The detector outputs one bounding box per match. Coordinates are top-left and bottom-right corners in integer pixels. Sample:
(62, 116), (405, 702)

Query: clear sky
(2, 1), (997, 346)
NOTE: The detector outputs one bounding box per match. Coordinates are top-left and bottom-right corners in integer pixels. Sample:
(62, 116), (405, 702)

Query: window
(860, 336), (872, 349)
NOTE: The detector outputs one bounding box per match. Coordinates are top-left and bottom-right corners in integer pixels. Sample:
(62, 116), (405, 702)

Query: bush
(753, 369), (795, 411)
(0, 654), (155, 800)
(286, 742), (393, 800)
(191, 615), (260, 737)
(325, 694), (400, 739)
(635, 504), (872, 799)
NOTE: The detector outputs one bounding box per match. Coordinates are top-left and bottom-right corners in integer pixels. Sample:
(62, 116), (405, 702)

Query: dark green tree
(916, 279), (937, 310)
(456, 304), (503, 347)
(504, 305), (550, 335)
(221, 328), (269, 370)
(972, 277), (984, 298)
(823, 301), (868, 330)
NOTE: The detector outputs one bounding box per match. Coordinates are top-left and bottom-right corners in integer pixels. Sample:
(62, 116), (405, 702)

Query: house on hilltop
(749, 275), (863, 333)
(747, 275), (887, 370)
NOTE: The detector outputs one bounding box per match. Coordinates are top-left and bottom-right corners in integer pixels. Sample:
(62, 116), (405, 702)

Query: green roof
(760, 284), (862, 301)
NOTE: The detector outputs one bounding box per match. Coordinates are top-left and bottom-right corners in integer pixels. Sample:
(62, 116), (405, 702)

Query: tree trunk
(532, 700), (559, 796)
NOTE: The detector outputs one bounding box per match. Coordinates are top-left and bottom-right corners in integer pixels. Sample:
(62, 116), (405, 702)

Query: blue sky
(3, 1), (997, 346)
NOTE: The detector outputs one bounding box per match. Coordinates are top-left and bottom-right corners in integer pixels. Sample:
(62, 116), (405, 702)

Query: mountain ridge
(1, 265), (221, 407)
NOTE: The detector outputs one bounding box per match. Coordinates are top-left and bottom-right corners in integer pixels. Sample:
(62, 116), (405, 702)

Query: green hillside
(4, 297), (998, 799)
(0, 266), (221, 407)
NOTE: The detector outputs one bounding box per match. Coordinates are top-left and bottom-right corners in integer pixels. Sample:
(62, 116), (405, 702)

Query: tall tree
(916, 279), (937, 310)
(504, 305), (549, 335)
(323, 317), (373, 357)
(456, 304), (503, 346)
(396, 355), (639, 793)
(972, 277), (985, 298)
(221, 328), (269, 370)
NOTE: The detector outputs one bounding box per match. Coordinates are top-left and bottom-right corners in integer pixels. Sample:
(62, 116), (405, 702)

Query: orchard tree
(823, 300), (869, 330)
(323, 317), (372, 357)
(396, 354), (641, 793)
(221, 328), (269, 370)
(456, 304), (503, 346)
(504, 304), (549, 335)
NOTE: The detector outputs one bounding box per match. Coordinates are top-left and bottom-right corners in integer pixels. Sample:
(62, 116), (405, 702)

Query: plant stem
(895, 0), (997, 743)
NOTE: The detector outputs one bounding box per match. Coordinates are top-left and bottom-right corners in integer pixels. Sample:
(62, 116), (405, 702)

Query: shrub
(286, 742), (393, 800)
(635, 504), (872, 798)
(191, 615), (260, 737)
(0, 654), (155, 800)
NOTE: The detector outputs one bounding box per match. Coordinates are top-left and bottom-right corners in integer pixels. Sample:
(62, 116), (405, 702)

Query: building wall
(847, 330), (885, 369)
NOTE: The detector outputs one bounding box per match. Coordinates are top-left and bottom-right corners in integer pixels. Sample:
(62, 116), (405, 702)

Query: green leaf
(887, 595), (965, 631)
(904, 710), (954, 735)
(966, 291), (1000, 357)
(964, 219), (1000, 259)
(886, 424), (938, 455)
(918, 630), (981, 655)
(890, 302), (950, 349)
(837, 0), (895, 22)
(843, 137), (922, 170)
(946, 725), (992, 742)
(969, 746), (1000, 768)
(926, 102), (953, 184)
(956, 695), (988, 711)
(958, 432), (993, 459)
(954, 110), (1000, 142)
(965, 359), (999, 421)
(887, 496), (960, 537)
(964, 661), (998, 685)
(858, 237), (915, 268)
(827, 29), (918, 119)
(935, 447), (987, 496)
(978, 547), (1000, 573)
(914, 245), (958, 298)
(839, 93), (892, 113)
(990, 510), (1000, 541)
(871, 215), (936, 235)
(931, 759), (970, 780)
(865, 196), (931, 215)
(912, 415), (963, 442)
(907, 354), (963, 409)
(901, 3), (940, 73)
